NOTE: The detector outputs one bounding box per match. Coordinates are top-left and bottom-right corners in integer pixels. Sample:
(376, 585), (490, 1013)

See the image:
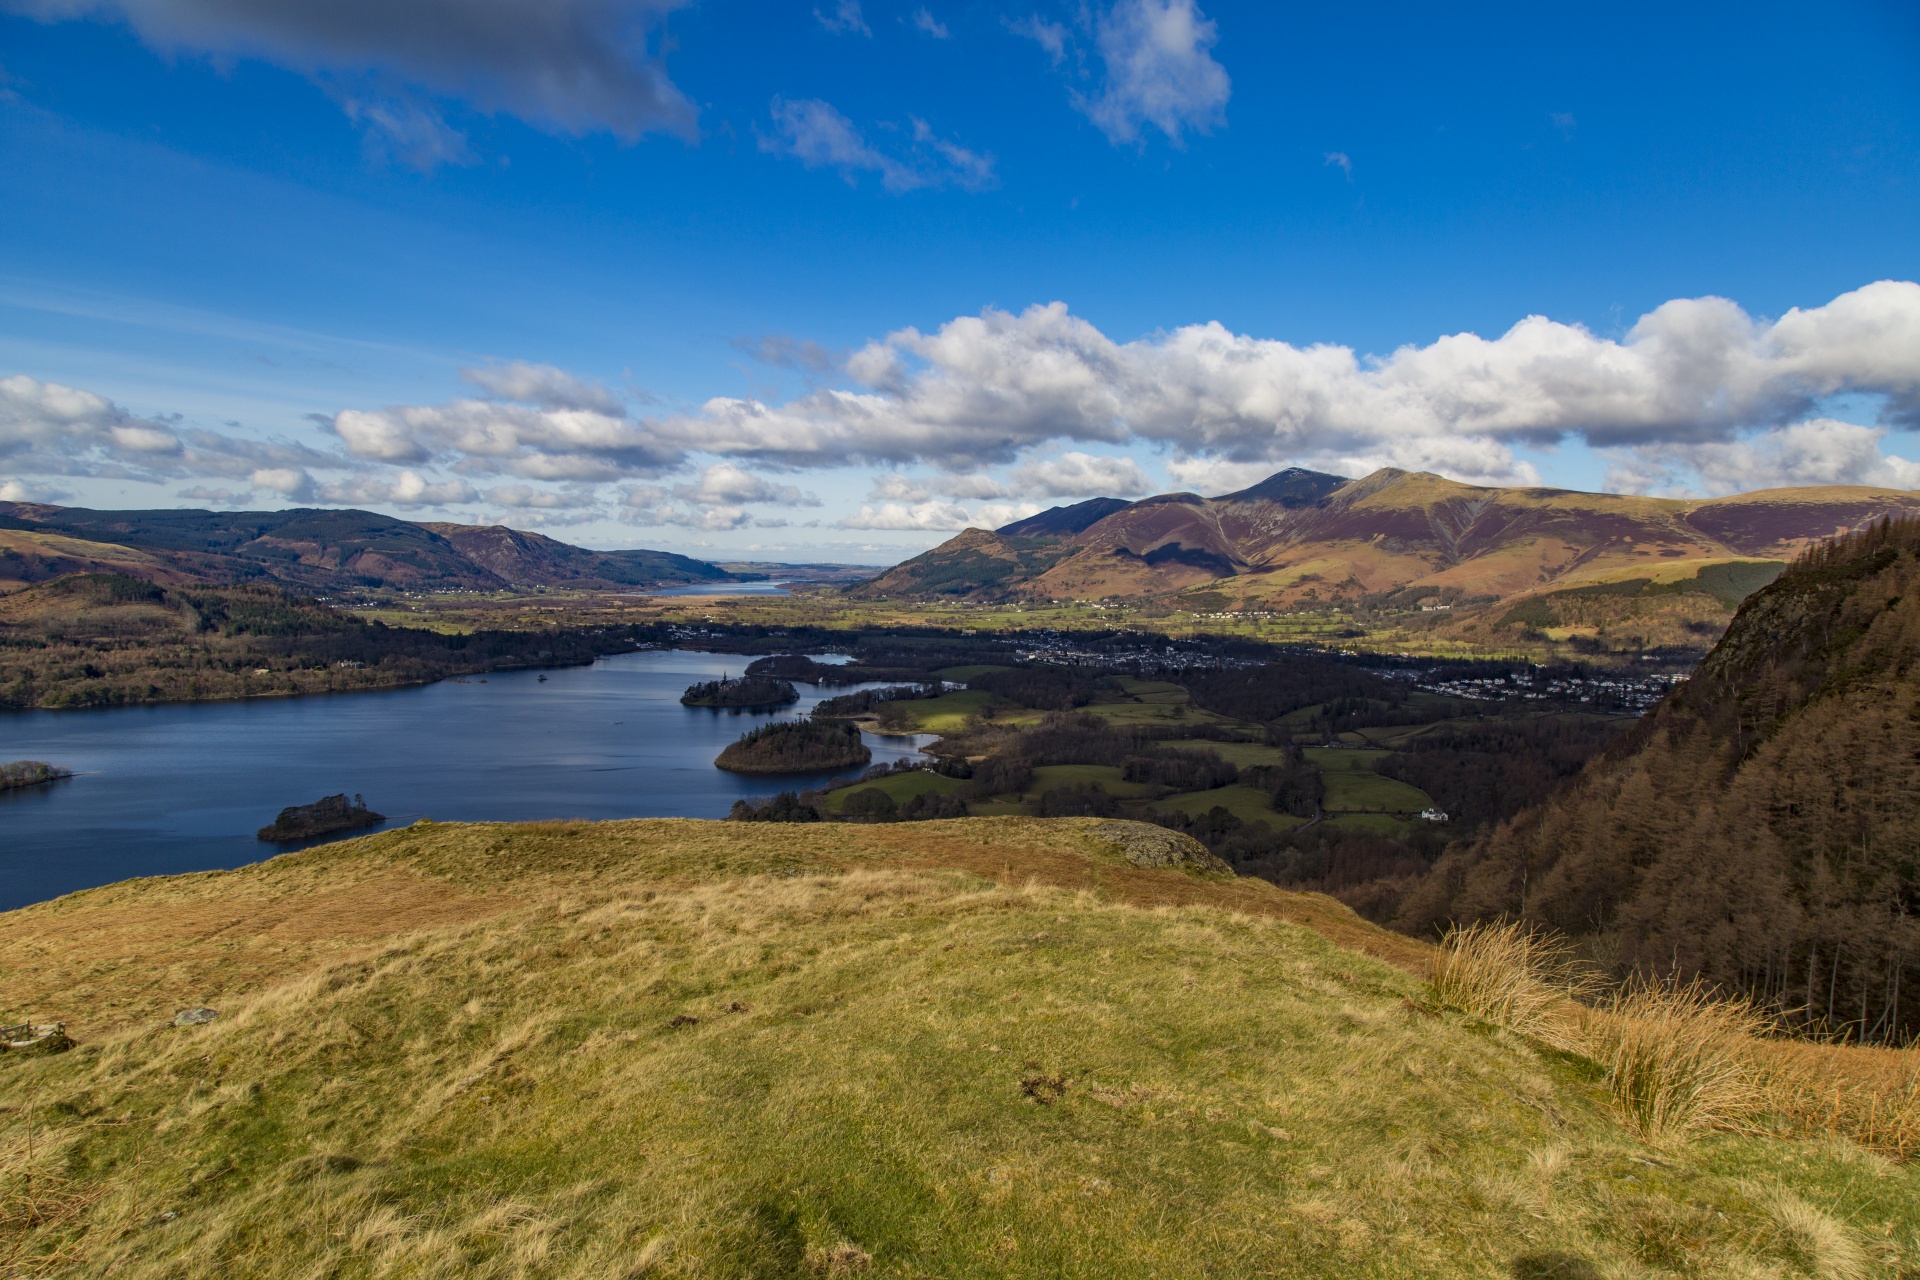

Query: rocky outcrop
(1086, 821), (1232, 874)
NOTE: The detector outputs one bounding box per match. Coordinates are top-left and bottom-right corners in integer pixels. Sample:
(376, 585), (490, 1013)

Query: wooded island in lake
(714, 720), (870, 773)
(0, 760), (72, 791)
(680, 674), (799, 708)
(256, 794), (384, 842)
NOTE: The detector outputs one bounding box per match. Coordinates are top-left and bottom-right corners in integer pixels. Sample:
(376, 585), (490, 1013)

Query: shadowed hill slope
(993, 497), (1133, 538)
(4, 817), (1917, 1277)
(1399, 517), (1920, 1042)
(416, 522), (729, 589)
(0, 502), (730, 594)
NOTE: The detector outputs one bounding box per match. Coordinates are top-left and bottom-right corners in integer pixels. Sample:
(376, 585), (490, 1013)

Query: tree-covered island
(256, 793), (385, 842)
(0, 760), (73, 791)
(680, 674), (800, 708)
(713, 719), (870, 774)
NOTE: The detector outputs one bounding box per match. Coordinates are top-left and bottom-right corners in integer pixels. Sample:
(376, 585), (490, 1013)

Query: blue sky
(2, 0), (1918, 561)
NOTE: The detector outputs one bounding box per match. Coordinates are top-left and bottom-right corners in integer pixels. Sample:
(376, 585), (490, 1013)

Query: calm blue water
(652, 580), (790, 595)
(0, 650), (931, 911)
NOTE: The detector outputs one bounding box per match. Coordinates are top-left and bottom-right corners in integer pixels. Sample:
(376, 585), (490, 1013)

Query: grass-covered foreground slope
(4, 819), (1917, 1278)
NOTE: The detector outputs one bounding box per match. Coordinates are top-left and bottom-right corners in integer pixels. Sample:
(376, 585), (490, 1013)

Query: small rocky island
(681, 674), (800, 708)
(256, 793), (384, 842)
(714, 720), (870, 774)
(0, 760), (73, 791)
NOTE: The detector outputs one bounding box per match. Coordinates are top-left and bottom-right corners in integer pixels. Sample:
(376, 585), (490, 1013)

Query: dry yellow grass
(1579, 981), (1772, 1145)
(4, 820), (1918, 1278)
(0, 817), (1429, 1040)
(1428, 922), (1920, 1158)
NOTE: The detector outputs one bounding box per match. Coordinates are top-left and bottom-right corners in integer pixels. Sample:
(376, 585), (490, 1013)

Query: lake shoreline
(0, 650), (936, 912)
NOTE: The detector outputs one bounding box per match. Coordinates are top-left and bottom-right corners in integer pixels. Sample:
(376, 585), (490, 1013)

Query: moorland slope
(855, 468), (1920, 633)
(3, 818), (1916, 1277)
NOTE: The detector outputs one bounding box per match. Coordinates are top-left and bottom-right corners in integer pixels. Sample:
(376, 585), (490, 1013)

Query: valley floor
(3, 818), (1915, 1278)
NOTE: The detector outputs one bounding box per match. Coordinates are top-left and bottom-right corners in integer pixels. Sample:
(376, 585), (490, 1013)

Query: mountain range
(0, 502), (733, 594)
(852, 468), (1920, 639)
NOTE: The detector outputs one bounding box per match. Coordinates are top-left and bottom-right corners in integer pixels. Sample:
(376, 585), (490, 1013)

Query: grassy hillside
(3, 818), (1917, 1278)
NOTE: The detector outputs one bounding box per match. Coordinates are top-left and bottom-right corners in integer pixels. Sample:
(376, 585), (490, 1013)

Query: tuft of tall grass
(1748, 1184), (1876, 1280)
(1429, 921), (1593, 1050)
(1765, 1044), (1920, 1161)
(1430, 925), (1787, 1147)
(1578, 980), (1772, 1145)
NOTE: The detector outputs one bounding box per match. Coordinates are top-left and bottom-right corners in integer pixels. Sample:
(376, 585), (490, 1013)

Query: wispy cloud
(814, 0), (870, 35)
(1007, 13), (1069, 64)
(340, 97), (474, 171)
(911, 7), (950, 38)
(761, 97), (995, 193)
(731, 334), (841, 372)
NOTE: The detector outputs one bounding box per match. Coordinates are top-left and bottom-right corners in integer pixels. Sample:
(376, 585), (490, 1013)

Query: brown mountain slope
(845, 527), (1078, 599)
(862, 469), (1920, 618)
(0, 527), (193, 590)
(0, 502), (731, 595)
(1397, 517), (1920, 1043)
(416, 522), (730, 589)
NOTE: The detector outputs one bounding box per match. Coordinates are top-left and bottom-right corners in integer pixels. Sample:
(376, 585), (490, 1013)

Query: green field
(1026, 764), (1159, 799)
(1153, 784), (1297, 829)
(885, 690), (1000, 732)
(1115, 677), (1190, 704)
(1303, 748), (1434, 814)
(825, 770), (968, 813)
(1325, 812), (1410, 835)
(1083, 699), (1251, 732)
(933, 664), (1011, 681)
(1163, 740), (1292, 769)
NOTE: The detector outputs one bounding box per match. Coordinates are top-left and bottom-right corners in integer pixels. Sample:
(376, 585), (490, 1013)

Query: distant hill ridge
(0, 501), (732, 593)
(850, 467), (1920, 611)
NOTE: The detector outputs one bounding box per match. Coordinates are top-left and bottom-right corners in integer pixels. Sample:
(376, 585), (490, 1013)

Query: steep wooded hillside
(1399, 517), (1920, 1042)
(0, 502), (730, 593)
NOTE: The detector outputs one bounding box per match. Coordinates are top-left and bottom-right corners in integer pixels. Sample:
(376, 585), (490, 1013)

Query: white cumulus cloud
(1605, 420), (1920, 497)
(663, 281), (1920, 488)
(1007, 451), (1151, 497)
(317, 470), (479, 507)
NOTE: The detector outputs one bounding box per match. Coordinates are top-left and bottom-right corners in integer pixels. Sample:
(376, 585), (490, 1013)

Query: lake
(651, 580), (791, 595)
(0, 650), (933, 911)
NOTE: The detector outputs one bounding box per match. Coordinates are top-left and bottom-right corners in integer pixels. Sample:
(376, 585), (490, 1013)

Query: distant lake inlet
(0, 650), (931, 911)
